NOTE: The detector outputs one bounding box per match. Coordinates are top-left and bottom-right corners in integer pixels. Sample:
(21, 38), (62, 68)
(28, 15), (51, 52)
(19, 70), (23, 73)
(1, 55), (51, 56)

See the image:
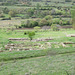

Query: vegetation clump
(51, 24), (60, 31)
(28, 31), (35, 41)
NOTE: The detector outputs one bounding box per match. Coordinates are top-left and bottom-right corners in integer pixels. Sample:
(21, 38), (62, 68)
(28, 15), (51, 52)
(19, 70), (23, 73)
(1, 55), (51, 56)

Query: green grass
(0, 47), (75, 61)
(0, 49), (47, 61)
(0, 1), (75, 75)
(0, 28), (75, 75)
(0, 47), (75, 75)
(0, 6), (34, 9)
(16, 14), (25, 17)
(0, 29), (75, 49)
(31, 1), (73, 7)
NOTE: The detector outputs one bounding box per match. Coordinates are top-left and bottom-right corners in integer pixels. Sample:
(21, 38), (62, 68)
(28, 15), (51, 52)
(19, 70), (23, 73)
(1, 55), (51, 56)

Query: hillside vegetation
(0, 0), (75, 75)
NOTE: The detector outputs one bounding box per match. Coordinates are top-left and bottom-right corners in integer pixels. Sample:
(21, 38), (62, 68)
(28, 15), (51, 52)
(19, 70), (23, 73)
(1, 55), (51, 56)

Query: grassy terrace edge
(0, 47), (75, 61)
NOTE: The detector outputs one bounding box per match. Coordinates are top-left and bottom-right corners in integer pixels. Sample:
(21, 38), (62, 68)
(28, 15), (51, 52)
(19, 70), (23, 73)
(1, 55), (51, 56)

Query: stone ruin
(3, 41), (75, 52)
(66, 34), (75, 37)
(9, 38), (29, 41)
(4, 43), (45, 52)
(9, 38), (54, 42)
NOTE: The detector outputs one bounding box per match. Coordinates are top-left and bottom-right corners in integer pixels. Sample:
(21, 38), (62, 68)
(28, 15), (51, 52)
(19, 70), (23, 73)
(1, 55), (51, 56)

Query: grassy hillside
(0, 0), (75, 75)
(0, 47), (75, 75)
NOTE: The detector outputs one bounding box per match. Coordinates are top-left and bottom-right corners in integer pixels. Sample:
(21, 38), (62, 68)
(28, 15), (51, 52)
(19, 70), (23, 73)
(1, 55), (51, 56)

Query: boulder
(61, 42), (67, 47)
(5, 45), (10, 50)
(64, 42), (75, 44)
(66, 34), (75, 37)
(9, 48), (13, 52)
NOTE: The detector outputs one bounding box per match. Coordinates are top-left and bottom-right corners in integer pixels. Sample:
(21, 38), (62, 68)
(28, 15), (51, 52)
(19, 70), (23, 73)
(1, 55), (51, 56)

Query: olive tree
(28, 31), (35, 41)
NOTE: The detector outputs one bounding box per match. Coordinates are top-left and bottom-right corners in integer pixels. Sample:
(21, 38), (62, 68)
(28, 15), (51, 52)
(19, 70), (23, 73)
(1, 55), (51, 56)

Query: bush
(34, 26), (40, 32)
(3, 7), (9, 14)
(53, 18), (60, 24)
(21, 20), (38, 28)
(29, 20), (38, 27)
(61, 20), (71, 25)
(51, 24), (60, 31)
(39, 18), (48, 27)
(21, 21), (26, 28)
(45, 15), (52, 20)
(8, 10), (17, 17)
(28, 31), (35, 41)
(26, 8), (34, 17)
(47, 20), (53, 26)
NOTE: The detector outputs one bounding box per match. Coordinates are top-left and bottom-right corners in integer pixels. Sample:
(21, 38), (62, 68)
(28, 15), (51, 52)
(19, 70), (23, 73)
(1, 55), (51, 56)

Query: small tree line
(19, 15), (72, 28)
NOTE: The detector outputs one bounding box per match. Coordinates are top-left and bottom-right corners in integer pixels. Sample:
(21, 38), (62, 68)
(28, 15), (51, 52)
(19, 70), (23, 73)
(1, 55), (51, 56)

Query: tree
(44, 15), (53, 26)
(51, 24), (60, 31)
(8, 10), (16, 17)
(45, 15), (52, 20)
(28, 31), (35, 41)
(71, 9), (75, 29)
(29, 20), (38, 27)
(36, 3), (40, 16)
(39, 18), (48, 26)
(36, 3), (40, 10)
(3, 7), (9, 14)
(26, 8), (34, 17)
(34, 26), (40, 32)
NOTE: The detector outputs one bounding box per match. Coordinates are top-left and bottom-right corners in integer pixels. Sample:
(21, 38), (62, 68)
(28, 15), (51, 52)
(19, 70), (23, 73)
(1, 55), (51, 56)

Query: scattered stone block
(9, 38), (28, 41)
(61, 42), (67, 47)
(9, 48), (13, 52)
(64, 42), (75, 44)
(66, 34), (75, 37)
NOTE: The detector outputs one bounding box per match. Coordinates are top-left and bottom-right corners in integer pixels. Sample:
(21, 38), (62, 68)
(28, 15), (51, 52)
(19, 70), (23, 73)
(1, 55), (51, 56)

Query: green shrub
(21, 20), (38, 28)
(21, 21), (25, 28)
(2, 7), (9, 14)
(39, 18), (48, 27)
(47, 20), (52, 26)
(45, 15), (52, 20)
(28, 31), (35, 41)
(51, 24), (60, 31)
(8, 10), (17, 17)
(53, 18), (60, 24)
(29, 20), (38, 27)
(34, 26), (40, 32)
